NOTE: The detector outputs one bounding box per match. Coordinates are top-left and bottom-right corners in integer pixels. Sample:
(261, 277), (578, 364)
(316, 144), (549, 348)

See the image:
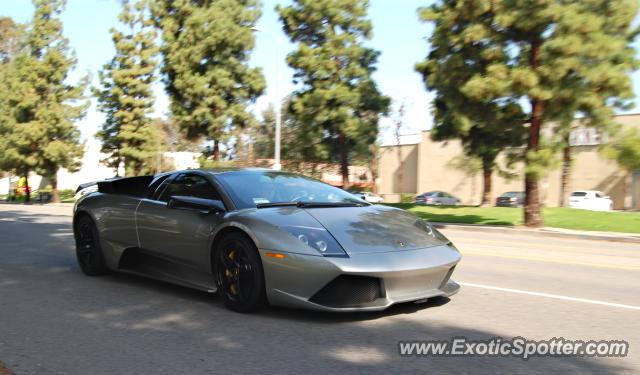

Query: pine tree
(0, 17), (26, 188)
(416, 1), (527, 206)
(94, 0), (159, 176)
(152, 0), (265, 160)
(418, 0), (638, 226)
(251, 97), (326, 171)
(277, 0), (390, 188)
(602, 128), (640, 209)
(1, 0), (88, 203)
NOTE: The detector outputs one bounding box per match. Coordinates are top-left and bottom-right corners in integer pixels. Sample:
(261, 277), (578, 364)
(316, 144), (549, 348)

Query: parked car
(496, 192), (525, 207)
(415, 191), (460, 206)
(357, 191), (384, 203)
(73, 169), (460, 312)
(569, 190), (613, 211)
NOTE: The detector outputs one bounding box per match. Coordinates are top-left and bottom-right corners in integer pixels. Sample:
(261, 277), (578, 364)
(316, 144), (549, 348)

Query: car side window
(159, 174), (221, 202)
(146, 174), (171, 199)
(595, 192), (602, 198)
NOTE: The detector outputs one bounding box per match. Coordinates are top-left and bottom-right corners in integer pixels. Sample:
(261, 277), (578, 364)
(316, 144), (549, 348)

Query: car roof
(159, 168), (274, 177)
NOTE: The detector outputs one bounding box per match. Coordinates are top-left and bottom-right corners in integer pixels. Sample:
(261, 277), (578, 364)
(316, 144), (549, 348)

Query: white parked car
(358, 191), (384, 203)
(569, 190), (613, 211)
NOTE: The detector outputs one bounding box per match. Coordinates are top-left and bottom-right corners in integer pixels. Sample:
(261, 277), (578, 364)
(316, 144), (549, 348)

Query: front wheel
(74, 215), (110, 276)
(214, 233), (267, 313)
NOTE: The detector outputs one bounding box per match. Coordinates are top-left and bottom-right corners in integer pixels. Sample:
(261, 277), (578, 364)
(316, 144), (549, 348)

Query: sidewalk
(434, 222), (640, 244)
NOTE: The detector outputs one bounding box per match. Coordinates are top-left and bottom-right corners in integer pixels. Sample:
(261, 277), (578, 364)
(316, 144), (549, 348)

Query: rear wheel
(74, 215), (109, 276)
(214, 233), (267, 313)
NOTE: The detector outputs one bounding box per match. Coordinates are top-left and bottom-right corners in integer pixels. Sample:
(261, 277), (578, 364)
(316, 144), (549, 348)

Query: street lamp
(252, 26), (282, 171)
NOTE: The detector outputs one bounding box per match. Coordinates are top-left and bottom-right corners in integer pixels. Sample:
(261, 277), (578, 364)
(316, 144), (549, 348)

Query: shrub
(400, 193), (416, 203)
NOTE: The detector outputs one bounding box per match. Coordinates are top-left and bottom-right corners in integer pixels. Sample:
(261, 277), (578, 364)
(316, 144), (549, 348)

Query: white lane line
(459, 282), (640, 311)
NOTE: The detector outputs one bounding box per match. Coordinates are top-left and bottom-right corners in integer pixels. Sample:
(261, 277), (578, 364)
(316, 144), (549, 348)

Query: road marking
(460, 250), (640, 271)
(459, 282), (640, 311)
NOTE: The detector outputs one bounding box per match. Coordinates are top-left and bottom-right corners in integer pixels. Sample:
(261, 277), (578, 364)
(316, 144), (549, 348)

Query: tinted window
(159, 174), (221, 202)
(571, 192), (587, 197)
(215, 171), (363, 209)
(146, 174), (171, 199)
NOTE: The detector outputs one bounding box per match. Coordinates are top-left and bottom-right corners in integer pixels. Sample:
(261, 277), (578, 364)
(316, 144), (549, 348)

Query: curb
(432, 222), (640, 244)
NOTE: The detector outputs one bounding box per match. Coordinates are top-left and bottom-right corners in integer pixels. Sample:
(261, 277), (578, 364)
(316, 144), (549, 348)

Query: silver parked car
(73, 169), (460, 313)
(415, 191), (460, 206)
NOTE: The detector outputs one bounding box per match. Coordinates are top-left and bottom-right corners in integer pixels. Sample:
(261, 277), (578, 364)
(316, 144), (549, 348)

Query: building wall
(378, 144), (419, 198)
(378, 113), (640, 209)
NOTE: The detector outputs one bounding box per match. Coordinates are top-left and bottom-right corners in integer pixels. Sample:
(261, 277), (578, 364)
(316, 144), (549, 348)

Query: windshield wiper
(256, 201), (368, 209)
(256, 201), (305, 208)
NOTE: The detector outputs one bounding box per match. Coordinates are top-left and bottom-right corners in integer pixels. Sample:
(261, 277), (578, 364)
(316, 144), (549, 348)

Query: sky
(1, 0), (639, 146)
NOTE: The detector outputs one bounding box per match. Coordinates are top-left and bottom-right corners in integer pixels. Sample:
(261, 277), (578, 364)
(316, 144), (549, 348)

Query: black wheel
(74, 215), (109, 276)
(214, 233), (267, 313)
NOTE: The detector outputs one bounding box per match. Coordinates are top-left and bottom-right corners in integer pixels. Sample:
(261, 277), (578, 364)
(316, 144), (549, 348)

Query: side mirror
(167, 195), (226, 214)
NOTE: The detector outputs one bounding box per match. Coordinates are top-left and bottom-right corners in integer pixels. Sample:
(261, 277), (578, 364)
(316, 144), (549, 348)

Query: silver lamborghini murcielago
(73, 169), (461, 312)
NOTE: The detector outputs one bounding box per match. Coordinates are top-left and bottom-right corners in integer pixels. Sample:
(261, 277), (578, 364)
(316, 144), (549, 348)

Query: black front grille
(309, 275), (384, 308)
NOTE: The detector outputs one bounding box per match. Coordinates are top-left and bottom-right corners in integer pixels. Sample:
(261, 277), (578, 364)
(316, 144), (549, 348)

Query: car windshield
(502, 192), (520, 197)
(571, 192), (587, 197)
(215, 171), (365, 209)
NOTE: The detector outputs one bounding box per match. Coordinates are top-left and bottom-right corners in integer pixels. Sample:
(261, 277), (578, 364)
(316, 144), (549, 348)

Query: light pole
(252, 26), (282, 171)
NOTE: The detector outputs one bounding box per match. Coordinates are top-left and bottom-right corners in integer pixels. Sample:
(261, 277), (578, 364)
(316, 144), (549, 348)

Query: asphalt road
(0, 204), (639, 374)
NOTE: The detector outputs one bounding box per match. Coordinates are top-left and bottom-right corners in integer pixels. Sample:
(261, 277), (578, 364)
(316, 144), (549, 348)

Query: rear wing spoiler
(76, 175), (154, 197)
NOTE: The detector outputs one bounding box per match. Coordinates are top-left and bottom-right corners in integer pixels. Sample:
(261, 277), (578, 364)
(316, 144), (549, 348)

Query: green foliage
(400, 193), (416, 204)
(416, 1), (527, 174)
(0, 0), (88, 201)
(152, 0), (265, 156)
(417, 0), (638, 226)
(94, 0), (159, 176)
(602, 127), (640, 172)
(277, 0), (390, 184)
(248, 98), (327, 170)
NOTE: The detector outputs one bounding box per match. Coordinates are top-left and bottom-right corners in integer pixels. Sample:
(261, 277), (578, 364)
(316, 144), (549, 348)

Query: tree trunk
(559, 137), (572, 207)
(624, 170), (632, 210)
(51, 172), (60, 203)
(524, 40), (544, 228)
(338, 132), (349, 189)
(481, 163), (492, 207)
(524, 100), (543, 227)
(369, 145), (378, 193)
(213, 139), (220, 161)
(23, 174), (30, 203)
(396, 146), (404, 193)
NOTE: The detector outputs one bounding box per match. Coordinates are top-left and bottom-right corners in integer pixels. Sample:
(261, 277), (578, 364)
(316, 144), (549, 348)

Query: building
(0, 138), (201, 196)
(378, 113), (640, 209)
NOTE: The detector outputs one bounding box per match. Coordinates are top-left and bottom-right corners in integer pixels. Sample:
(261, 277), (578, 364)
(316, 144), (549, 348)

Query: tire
(74, 215), (110, 276)
(214, 232), (267, 313)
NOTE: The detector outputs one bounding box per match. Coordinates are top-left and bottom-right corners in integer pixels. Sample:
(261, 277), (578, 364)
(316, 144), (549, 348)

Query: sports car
(73, 169), (461, 312)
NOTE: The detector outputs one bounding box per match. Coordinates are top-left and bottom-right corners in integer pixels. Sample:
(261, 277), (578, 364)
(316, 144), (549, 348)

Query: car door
(136, 172), (226, 270)
(444, 193), (456, 205)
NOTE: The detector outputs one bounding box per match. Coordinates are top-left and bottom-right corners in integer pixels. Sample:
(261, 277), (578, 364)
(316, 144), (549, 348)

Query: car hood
(304, 205), (445, 254)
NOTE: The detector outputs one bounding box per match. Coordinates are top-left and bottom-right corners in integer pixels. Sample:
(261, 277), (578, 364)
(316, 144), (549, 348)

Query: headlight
(280, 225), (348, 257)
(414, 220), (456, 248)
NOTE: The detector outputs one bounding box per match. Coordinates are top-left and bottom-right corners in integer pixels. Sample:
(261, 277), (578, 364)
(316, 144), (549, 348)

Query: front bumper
(259, 245), (461, 312)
